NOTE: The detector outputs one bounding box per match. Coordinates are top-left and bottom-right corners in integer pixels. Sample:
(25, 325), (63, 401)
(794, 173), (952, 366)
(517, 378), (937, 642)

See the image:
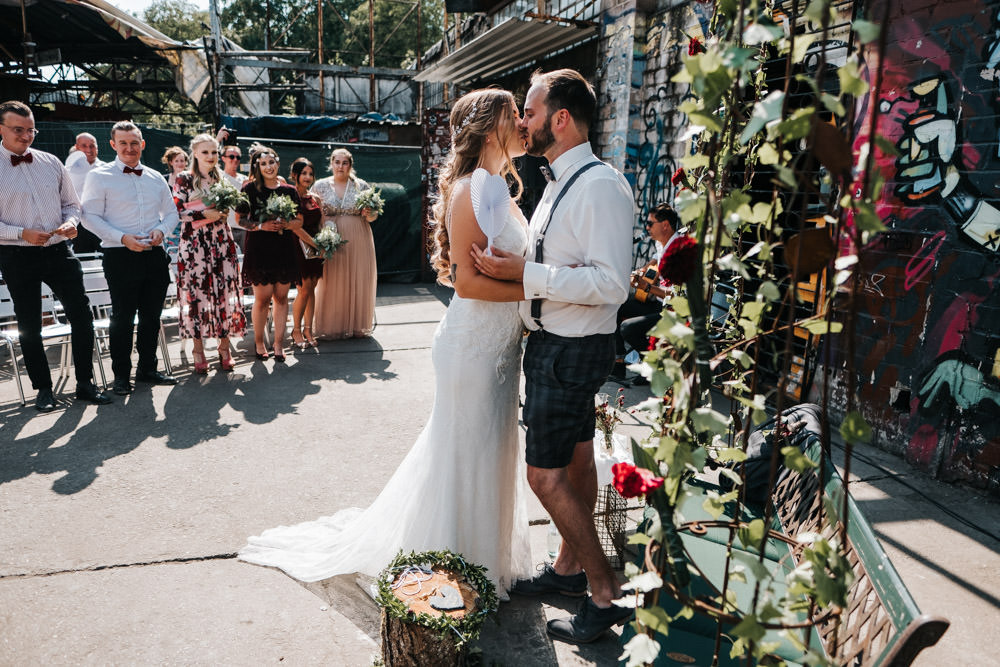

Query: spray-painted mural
(848, 0), (1000, 488)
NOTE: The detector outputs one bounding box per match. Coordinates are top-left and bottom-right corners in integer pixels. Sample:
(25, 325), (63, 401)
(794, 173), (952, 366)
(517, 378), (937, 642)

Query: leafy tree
(143, 0), (211, 43)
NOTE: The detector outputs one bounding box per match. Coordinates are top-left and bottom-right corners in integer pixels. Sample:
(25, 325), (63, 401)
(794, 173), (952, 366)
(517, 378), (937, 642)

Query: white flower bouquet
(311, 223), (348, 260)
(260, 193), (299, 233)
(354, 186), (385, 217)
(202, 180), (248, 212)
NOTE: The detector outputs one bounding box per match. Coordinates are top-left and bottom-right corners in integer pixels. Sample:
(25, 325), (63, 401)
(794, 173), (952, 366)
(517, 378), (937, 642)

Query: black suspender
(530, 160), (603, 330)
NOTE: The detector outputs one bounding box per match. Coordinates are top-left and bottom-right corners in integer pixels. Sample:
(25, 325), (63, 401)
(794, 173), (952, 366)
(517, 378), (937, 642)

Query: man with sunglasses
(0, 100), (111, 411)
(219, 144), (247, 248)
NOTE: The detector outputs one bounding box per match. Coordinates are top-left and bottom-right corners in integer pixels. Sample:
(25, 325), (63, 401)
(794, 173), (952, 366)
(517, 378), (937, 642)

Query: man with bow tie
(81, 121), (179, 396)
(0, 100), (111, 411)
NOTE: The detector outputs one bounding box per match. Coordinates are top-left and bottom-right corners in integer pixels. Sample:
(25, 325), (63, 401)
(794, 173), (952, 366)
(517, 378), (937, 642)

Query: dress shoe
(112, 378), (133, 396)
(511, 564), (588, 597)
(35, 388), (57, 412)
(136, 370), (178, 385)
(546, 597), (634, 644)
(75, 381), (112, 405)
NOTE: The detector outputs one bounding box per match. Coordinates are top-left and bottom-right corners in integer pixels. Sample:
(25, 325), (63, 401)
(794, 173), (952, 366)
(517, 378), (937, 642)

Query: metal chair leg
(3, 339), (25, 406)
(158, 323), (173, 375)
(92, 336), (108, 388)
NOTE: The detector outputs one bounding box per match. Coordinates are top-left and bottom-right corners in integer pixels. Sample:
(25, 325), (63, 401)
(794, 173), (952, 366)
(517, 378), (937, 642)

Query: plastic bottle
(546, 521), (561, 560)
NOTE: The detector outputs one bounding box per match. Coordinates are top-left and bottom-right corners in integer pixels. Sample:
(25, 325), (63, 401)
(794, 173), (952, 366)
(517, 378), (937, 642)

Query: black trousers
(101, 247), (171, 380)
(0, 242), (95, 390)
(615, 295), (661, 357)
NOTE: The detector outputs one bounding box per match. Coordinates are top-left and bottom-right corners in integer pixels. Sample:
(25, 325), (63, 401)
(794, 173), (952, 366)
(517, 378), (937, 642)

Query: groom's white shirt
(520, 142), (635, 336)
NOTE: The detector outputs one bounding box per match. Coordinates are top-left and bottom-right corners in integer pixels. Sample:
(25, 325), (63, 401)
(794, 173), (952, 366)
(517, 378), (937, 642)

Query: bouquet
(260, 193), (299, 234)
(354, 186), (385, 217)
(595, 388), (626, 451)
(202, 180), (248, 212)
(310, 223), (348, 260)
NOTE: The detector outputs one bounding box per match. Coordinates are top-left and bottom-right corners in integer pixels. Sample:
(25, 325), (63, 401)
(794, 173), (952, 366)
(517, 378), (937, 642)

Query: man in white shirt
(472, 69), (635, 643)
(0, 100), (111, 411)
(219, 143), (247, 249)
(81, 121), (179, 396)
(65, 132), (105, 254)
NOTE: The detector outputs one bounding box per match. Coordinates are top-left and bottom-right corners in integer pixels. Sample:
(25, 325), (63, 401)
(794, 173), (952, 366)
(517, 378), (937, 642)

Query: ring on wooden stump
(376, 549), (498, 667)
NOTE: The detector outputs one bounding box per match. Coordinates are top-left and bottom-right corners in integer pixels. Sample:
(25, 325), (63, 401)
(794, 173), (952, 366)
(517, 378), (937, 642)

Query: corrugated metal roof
(413, 17), (596, 84)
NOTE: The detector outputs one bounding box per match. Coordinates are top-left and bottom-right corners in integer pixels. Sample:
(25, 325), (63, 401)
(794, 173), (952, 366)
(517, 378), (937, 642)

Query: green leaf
(688, 111), (723, 133)
(791, 34), (817, 64)
(740, 90), (785, 144)
(621, 570), (664, 593)
(775, 163), (797, 188)
(717, 447), (748, 463)
(758, 280), (781, 302)
(627, 532), (652, 545)
(703, 491), (728, 520)
(853, 18), (880, 44)
(723, 46), (760, 71)
(730, 350), (752, 369)
(781, 445), (818, 473)
(621, 633), (661, 667)
(635, 606), (672, 636)
(732, 550), (772, 582)
(821, 92), (846, 117)
(757, 141), (780, 165)
(840, 410), (873, 444)
(743, 20), (783, 45)
(675, 188), (706, 224)
(801, 320), (844, 335)
(737, 518), (766, 550)
(731, 613), (767, 642)
(668, 295), (690, 318)
(805, 0), (835, 25)
(681, 153), (709, 170)
(773, 106), (816, 141)
(854, 198), (888, 233)
(718, 466), (743, 487)
(838, 57), (870, 97)
(692, 407), (730, 434)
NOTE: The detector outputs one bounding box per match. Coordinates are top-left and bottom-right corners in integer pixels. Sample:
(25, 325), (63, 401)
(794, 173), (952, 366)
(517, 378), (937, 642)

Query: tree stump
(380, 568), (480, 667)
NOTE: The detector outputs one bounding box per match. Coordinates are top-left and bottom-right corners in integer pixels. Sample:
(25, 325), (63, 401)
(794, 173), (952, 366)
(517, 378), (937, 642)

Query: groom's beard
(524, 114), (555, 157)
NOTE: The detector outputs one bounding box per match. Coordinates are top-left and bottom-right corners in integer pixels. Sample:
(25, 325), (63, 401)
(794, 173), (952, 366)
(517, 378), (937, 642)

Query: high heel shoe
(219, 347), (235, 371)
(273, 344), (286, 363)
(254, 344), (269, 361)
(292, 329), (308, 350)
(304, 327), (318, 348)
(192, 349), (209, 374)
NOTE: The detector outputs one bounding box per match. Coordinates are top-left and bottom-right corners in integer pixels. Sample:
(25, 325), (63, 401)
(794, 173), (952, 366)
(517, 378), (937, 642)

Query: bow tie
(10, 153), (33, 166)
(539, 165), (554, 182)
(123, 166), (143, 176)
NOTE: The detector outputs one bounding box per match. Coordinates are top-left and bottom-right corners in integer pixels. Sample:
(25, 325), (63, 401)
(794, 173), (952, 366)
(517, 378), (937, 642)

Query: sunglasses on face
(223, 154), (240, 159)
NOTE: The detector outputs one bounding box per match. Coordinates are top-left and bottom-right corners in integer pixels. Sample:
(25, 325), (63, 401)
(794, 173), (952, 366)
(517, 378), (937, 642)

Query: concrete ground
(1, 282), (998, 666)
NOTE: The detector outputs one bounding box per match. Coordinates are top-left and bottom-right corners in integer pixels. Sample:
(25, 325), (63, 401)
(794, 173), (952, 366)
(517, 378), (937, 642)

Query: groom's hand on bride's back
(471, 244), (525, 281)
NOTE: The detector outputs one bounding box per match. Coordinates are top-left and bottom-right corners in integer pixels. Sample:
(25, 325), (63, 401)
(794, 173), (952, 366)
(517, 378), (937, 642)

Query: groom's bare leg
(528, 443), (620, 607)
(549, 439), (598, 574)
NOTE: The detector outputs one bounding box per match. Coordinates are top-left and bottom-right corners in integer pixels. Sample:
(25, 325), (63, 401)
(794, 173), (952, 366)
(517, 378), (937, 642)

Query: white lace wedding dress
(239, 190), (533, 596)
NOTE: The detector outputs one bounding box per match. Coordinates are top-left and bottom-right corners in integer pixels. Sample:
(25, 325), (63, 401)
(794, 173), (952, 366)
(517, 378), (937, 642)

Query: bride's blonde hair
(430, 89), (523, 285)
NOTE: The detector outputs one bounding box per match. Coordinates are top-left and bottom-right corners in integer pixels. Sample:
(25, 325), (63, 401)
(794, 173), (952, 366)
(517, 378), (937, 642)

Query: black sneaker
(546, 596), (634, 644)
(511, 564), (588, 597)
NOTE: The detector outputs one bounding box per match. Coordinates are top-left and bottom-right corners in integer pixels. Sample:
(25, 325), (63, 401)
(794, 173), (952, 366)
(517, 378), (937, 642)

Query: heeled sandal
(291, 329), (308, 350)
(273, 343), (286, 363)
(219, 346), (235, 371)
(192, 349), (209, 374)
(304, 327), (318, 348)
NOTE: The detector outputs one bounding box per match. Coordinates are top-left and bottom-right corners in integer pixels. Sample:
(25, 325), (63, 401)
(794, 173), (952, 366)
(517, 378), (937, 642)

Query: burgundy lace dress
(237, 182), (302, 286)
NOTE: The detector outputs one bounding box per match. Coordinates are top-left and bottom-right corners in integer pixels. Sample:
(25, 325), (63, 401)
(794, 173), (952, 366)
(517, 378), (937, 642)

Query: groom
(472, 69), (636, 643)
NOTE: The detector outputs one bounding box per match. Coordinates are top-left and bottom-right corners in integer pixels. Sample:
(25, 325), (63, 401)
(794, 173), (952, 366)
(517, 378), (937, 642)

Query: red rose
(612, 462), (665, 498)
(658, 235), (698, 287)
(671, 167), (686, 186)
(688, 37), (705, 56)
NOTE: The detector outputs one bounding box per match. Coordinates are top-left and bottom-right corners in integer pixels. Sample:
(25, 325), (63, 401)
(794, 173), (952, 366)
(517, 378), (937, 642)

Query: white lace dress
(239, 195), (533, 596)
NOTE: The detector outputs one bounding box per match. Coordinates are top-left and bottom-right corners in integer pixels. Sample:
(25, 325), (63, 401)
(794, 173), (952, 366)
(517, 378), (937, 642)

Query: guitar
(630, 261), (665, 303)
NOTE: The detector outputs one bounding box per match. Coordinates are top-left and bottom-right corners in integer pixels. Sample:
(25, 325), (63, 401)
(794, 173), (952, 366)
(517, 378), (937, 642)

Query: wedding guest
(65, 132), (104, 254)
(160, 146), (188, 256)
(172, 134), (247, 373)
(311, 148), (379, 339)
(472, 69), (635, 642)
(613, 203), (682, 385)
(235, 144), (302, 361)
(81, 121), (178, 395)
(220, 144), (248, 249)
(0, 100), (111, 411)
(288, 158), (323, 349)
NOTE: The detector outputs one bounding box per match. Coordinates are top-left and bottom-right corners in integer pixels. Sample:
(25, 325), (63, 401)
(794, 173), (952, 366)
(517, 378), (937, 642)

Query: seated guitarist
(614, 203), (684, 385)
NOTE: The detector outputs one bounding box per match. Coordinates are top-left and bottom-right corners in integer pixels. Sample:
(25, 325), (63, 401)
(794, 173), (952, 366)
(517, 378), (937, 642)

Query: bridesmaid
(311, 148), (379, 339)
(288, 158), (323, 349)
(235, 144), (302, 362)
(172, 134), (246, 373)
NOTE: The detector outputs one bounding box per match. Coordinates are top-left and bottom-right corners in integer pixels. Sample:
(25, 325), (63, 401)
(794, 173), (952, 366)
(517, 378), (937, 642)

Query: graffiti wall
(843, 0), (1000, 490)
(627, 0), (1000, 490)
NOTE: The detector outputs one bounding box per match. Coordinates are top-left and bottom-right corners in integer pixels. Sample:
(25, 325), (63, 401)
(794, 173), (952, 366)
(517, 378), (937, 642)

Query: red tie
(10, 153), (33, 166)
(123, 166), (143, 176)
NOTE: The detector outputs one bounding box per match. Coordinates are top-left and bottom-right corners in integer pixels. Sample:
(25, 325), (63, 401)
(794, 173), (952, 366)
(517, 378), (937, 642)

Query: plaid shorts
(523, 330), (615, 468)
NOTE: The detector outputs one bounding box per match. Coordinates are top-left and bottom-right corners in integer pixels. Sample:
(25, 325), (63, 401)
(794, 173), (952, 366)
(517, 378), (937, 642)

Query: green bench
(620, 404), (949, 666)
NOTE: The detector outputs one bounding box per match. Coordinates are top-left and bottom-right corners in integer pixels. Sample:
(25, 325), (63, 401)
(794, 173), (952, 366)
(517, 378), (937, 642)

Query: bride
(239, 89), (533, 596)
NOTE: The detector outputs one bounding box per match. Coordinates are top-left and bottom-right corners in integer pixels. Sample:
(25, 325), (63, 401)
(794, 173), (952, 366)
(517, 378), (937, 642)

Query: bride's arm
(448, 180), (525, 302)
